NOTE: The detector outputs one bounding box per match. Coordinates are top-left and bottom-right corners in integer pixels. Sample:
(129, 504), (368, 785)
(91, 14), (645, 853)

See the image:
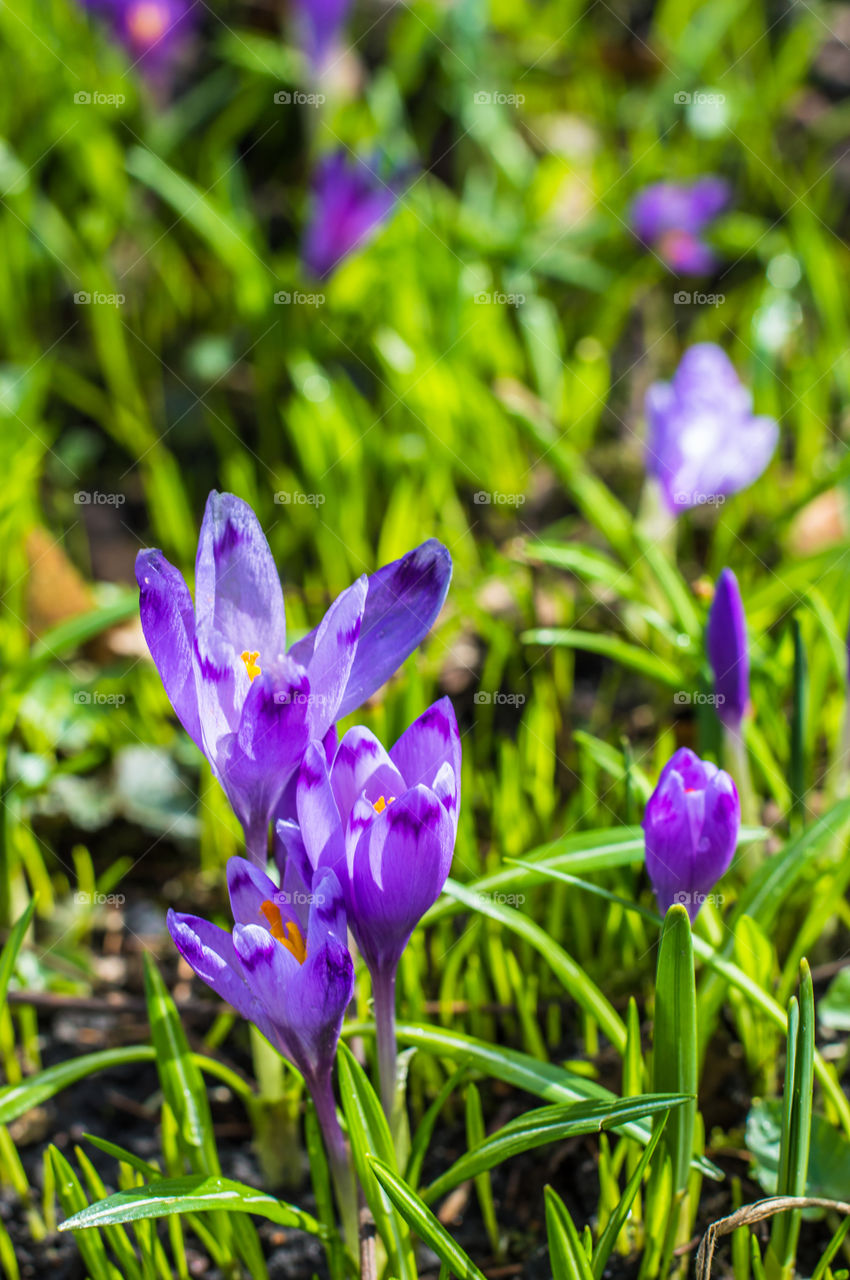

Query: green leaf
(545, 1185), (594, 1280)
(336, 1043), (415, 1280)
(51, 1146), (121, 1280)
(422, 1094), (688, 1202)
(521, 628), (683, 688)
(0, 897), (36, 1009)
(369, 1157), (489, 1280)
(0, 1047), (156, 1124)
(652, 905), (697, 1197)
(767, 962), (815, 1274)
(591, 1118), (669, 1279)
(441, 878), (626, 1053)
(818, 968), (850, 1032)
(27, 594), (138, 670)
(57, 1175), (324, 1236)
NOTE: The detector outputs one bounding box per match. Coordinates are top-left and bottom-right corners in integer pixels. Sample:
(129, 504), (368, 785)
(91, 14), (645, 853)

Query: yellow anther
(127, 1), (169, 43)
(372, 795), (396, 814)
(259, 900), (307, 964)
(241, 650), (262, 681)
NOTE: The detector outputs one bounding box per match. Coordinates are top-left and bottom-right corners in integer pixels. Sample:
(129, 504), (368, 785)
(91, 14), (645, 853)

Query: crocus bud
(643, 748), (740, 922)
(645, 344), (779, 514)
(706, 568), (749, 732)
(80, 0), (196, 73)
(629, 176), (730, 275)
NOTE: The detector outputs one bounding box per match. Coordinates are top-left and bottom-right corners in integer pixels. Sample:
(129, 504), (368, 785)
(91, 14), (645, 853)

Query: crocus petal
(166, 909), (274, 1039)
(285, 938), (354, 1079)
(192, 624), (247, 773)
(296, 742), (347, 881)
(706, 569), (749, 731)
(389, 697), (461, 803)
(302, 153), (399, 279)
(304, 575), (367, 739)
(331, 727), (405, 822)
(293, 0), (351, 68)
(643, 770), (700, 918)
(290, 540), (451, 721)
(227, 856), (282, 928)
(348, 784), (454, 973)
(195, 491), (286, 660)
(698, 772), (740, 886)
(218, 657), (311, 854)
(232, 923), (302, 1058)
(136, 549), (202, 751)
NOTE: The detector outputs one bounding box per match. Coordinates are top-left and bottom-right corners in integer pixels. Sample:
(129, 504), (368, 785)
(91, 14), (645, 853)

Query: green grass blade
(369, 1157), (489, 1280)
(545, 1185), (594, 1280)
(653, 905), (697, 1197)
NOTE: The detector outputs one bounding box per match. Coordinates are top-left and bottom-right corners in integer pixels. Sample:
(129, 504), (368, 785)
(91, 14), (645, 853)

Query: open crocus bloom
(706, 568), (749, 733)
(630, 177), (730, 275)
(288, 697), (460, 977)
(643, 747), (740, 922)
(645, 344), (779, 514)
(168, 858), (353, 1086)
(136, 491), (451, 864)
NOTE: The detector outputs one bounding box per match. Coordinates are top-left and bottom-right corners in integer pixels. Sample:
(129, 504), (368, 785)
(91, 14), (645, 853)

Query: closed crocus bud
(643, 748), (740, 922)
(706, 568), (749, 732)
(645, 344), (779, 514)
(80, 0), (196, 73)
(302, 152), (400, 279)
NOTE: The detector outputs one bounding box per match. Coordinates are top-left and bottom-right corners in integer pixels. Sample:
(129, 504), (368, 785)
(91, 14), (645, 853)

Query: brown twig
(359, 1206), (377, 1280)
(696, 1196), (850, 1280)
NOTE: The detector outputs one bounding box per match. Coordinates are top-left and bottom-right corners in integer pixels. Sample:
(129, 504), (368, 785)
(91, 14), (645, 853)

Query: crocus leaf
(57, 1175), (324, 1236)
(369, 1157), (490, 1280)
(337, 1043), (416, 1280)
(0, 897), (36, 1010)
(422, 1094), (688, 1202)
(0, 1047), (156, 1124)
(521, 628), (683, 688)
(50, 1146), (118, 1280)
(652, 905), (697, 1197)
(591, 1118), (669, 1279)
(545, 1185), (594, 1280)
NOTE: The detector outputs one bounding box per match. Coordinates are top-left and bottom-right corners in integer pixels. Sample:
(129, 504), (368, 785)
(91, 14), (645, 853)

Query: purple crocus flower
(292, 0), (351, 70)
(645, 343), (779, 514)
(136, 491), (451, 866)
(80, 0), (195, 69)
(168, 858), (357, 1236)
(288, 697), (460, 1116)
(706, 568), (749, 733)
(303, 152), (399, 279)
(630, 177), (730, 275)
(643, 747), (740, 922)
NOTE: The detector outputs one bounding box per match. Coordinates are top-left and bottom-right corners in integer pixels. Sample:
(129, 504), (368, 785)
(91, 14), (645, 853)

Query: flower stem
(309, 1068), (358, 1251)
(373, 966), (398, 1129)
(726, 723), (759, 874)
(243, 820), (268, 868)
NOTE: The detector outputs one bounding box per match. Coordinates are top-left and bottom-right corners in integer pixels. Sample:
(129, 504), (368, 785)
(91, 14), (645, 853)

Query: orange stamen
(259, 900), (307, 964)
(241, 650), (261, 681)
(373, 795), (396, 814)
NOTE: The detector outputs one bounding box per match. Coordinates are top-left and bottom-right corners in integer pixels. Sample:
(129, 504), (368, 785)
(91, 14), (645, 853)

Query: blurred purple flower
(645, 343), (779, 514)
(293, 0), (352, 70)
(643, 747), (740, 922)
(630, 177), (730, 275)
(303, 152), (399, 279)
(136, 491), (451, 865)
(81, 0), (196, 69)
(706, 568), (749, 733)
(168, 857), (356, 1231)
